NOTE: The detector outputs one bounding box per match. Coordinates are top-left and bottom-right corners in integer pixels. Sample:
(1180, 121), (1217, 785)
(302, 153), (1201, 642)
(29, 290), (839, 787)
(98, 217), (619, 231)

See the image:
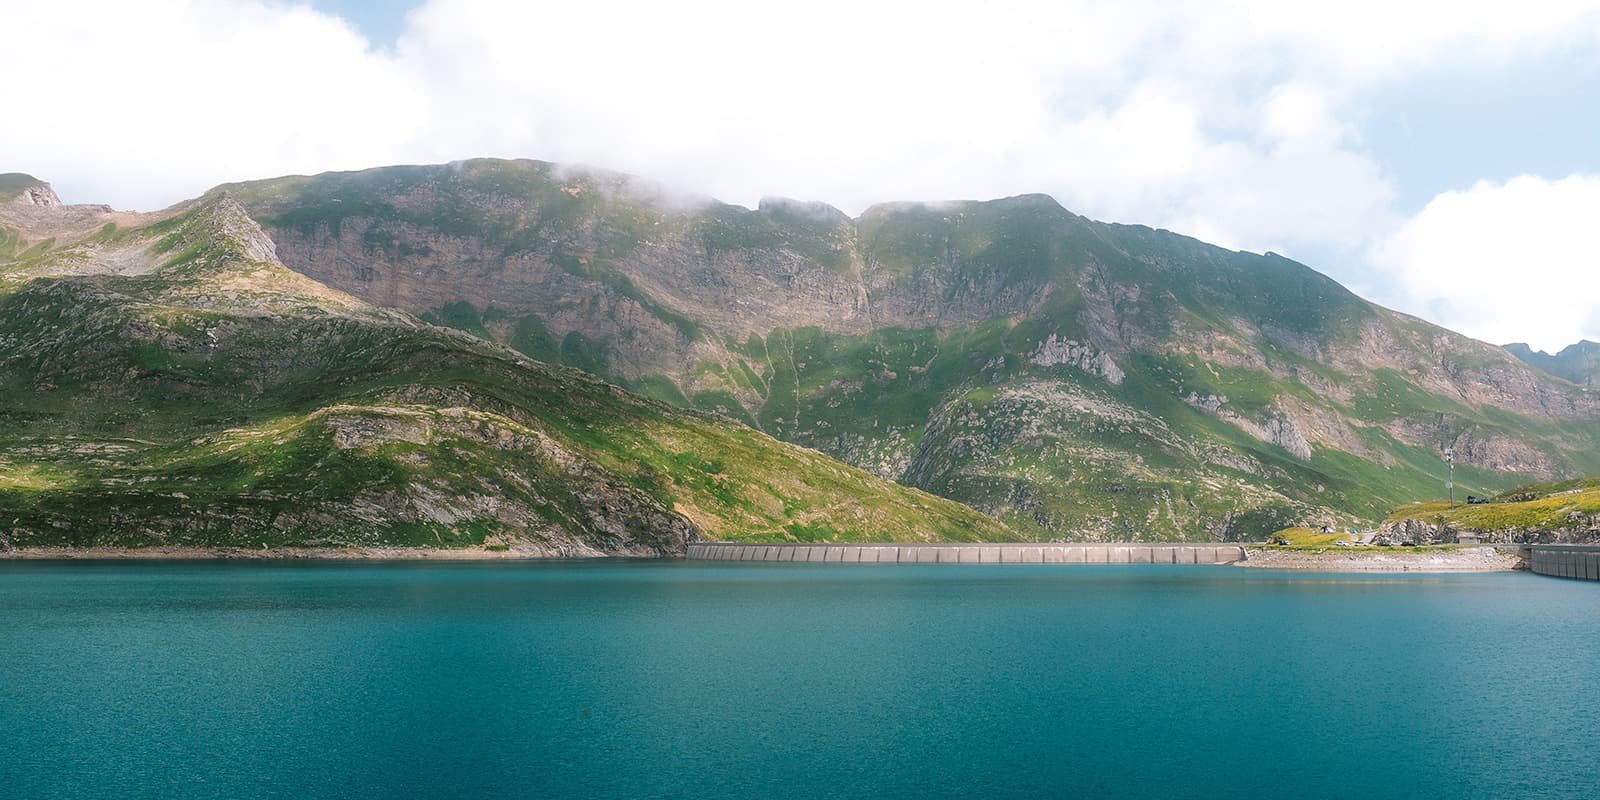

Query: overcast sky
(6, 1), (1598, 352)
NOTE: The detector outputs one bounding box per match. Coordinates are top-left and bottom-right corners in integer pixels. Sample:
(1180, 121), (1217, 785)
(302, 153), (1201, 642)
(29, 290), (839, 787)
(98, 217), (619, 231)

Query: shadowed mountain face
(1505, 341), (1600, 387)
(0, 177), (1008, 553)
(218, 158), (1600, 541)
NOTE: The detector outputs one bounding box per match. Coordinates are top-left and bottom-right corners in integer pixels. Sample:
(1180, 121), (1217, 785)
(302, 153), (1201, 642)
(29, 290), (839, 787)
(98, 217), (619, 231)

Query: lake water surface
(2, 561), (1597, 799)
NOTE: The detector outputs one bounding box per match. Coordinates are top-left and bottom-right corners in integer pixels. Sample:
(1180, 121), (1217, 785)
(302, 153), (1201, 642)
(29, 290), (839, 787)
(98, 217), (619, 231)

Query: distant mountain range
(204, 158), (1600, 540)
(1504, 340), (1600, 387)
(4, 160), (1596, 549)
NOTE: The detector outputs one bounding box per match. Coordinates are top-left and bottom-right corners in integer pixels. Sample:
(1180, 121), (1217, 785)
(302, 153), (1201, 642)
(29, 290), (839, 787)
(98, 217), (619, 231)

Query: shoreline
(0, 545), (653, 561)
(1237, 546), (1524, 572)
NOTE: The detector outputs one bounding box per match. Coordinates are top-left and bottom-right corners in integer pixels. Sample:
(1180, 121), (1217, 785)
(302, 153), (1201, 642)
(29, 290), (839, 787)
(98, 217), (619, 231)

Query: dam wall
(1529, 545), (1600, 581)
(685, 542), (1247, 565)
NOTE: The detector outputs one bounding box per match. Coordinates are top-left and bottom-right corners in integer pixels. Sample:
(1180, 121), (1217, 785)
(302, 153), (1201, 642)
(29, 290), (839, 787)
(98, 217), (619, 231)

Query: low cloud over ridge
(6, 0), (1599, 350)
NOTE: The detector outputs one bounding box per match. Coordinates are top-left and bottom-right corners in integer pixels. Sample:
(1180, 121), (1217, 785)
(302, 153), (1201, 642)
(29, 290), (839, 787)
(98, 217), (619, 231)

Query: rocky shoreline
(1238, 546), (1525, 572)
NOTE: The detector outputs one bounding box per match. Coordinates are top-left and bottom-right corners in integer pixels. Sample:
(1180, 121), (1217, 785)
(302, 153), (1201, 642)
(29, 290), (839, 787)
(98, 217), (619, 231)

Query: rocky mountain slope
(221, 159), (1600, 541)
(0, 176), (1008, 554)
(1505, 340), (1600, 387)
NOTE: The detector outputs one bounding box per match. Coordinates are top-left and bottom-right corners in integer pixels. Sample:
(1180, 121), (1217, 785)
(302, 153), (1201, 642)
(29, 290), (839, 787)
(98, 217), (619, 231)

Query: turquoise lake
(3, 561), (1597, 799)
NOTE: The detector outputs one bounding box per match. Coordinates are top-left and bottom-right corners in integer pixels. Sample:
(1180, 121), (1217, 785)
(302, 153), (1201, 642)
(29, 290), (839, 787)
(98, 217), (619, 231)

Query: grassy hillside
(1386, 478), (1600, 542)
(0, 194), (1009, 553)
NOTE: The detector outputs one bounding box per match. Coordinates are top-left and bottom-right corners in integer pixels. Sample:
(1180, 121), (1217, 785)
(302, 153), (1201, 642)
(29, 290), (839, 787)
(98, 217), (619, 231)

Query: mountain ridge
(1505, 340), (1600, 387)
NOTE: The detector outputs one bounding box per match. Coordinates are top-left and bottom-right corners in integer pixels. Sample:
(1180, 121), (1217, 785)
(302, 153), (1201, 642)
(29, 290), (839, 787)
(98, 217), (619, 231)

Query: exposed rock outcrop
(12, 183), (61, 207)
(1030, 334), (1125, 385)
(1183, 394), (1313, 461)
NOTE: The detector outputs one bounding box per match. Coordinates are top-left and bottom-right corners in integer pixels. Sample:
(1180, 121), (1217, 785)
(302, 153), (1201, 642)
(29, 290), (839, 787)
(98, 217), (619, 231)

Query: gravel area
(1239, 546), (1525, 572)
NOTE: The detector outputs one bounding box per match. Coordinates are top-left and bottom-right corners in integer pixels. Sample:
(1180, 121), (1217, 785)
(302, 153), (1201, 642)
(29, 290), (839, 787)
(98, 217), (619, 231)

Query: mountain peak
(756, 195), (851, 226)
(193, 190), (279, 265)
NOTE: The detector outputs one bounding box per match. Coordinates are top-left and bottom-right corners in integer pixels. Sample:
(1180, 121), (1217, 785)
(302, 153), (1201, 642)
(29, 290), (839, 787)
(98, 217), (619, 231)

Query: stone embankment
(686, 542), (1246, 564)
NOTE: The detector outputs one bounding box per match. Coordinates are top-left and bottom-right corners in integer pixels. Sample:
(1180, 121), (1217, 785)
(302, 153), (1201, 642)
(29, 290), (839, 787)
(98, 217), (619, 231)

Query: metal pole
(1444, 447), (1455, 509)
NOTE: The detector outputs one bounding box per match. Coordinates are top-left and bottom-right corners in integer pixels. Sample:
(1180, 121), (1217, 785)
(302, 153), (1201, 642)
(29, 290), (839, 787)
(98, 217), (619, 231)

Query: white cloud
(1373, 175), (1600, 351)
(1261, 83), (1347, 146)
(4, 0), (1600, 347)
(3, 2), (420, 211)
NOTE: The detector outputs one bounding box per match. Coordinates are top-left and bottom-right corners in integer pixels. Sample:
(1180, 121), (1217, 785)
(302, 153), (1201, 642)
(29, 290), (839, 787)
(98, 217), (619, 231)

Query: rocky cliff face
(222, 158), (1600, 540)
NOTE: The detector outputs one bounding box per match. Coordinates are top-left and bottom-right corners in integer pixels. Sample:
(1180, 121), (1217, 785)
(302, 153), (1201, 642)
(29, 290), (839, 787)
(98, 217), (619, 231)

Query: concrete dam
(1528, 545), (1600, 581)
(686, 542), (1248, 564)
